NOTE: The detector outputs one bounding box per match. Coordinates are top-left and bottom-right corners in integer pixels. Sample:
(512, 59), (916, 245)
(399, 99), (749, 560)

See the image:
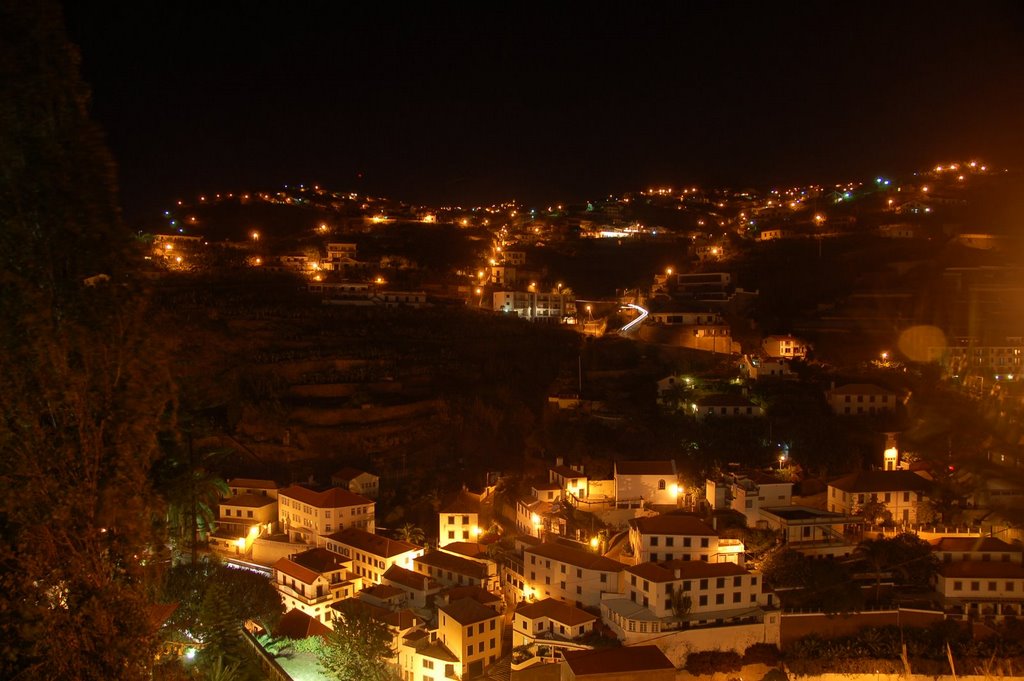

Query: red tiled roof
(442, 542), (488, 559)
(829, 383), (895, 396)
(149, 602), (179, 629)
(274, 608), (332, 640)
(615, 460), (676, 476)
(273, 557), (321, 585)
(438, 597), (500, 626)
(383, 564), (439, 591)
(290, 547), (350, 575)
(331, 466), (374, 482)
(515, 598), (596, 626)
(659, 560), (750, 578)
(626, 562), (676, 583)
(550, 465), (585, 479)
(940, 561), (1024, 579)
(332, 598), (421, 630)
(415, 550), (489, 580)
(324, 527), (420, 558)
(563, 645), (674, 675)
(220, 492), (277, 509)
(525, 542), (625, 572)
(628, 514), (717, 537)
(442, 585), (501, 606)
(278, 485), (373, 509)
(829, 470), (931, 494)
(441, 491), (481, 514)
(361, 584), (406, 600)
(931, 537), (1023, 553)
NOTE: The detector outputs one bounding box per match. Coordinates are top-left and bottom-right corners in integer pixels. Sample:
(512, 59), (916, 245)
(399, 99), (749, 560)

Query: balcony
(275, 582), (338, 606)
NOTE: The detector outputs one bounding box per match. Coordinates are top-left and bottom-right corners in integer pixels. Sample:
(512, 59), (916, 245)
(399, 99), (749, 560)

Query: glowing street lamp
(250, 230), (260, 241)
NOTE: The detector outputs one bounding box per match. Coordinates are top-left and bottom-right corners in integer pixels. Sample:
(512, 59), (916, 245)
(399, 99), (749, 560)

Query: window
(751, 576), (758, 586)
(700, 538), (709, 548)
(683, 581), (691, 591)
(576, 586), (582, 595)
(699, 579), (708, 590)
(448, 531), (455, 539)
(683, 538), (691, 547)
(576, 569), (582, 578)
(989, 582), (997, 591)
(650, 536), (659, 547)
(600, 574), (607, 583)
(467, 644), (473, 656)
(561, 565), (566, 574)
(658, 480), (666, 490)
(884, 493), (891, 503)
(462, 515), (470, 524)
(716, 594), (724, 604)
(490, 620), (495, 631)
(324, 510), (330, 518)
(247, 510), (253, 518)
(666, 537), (674, 547)
(699, 595), (708, 606)
(423, 660), (434, 669)
(448, 516), (455, 524)
(733, 576), (742, 587)
(716, 578), (725, 588)
(631, 575), (637, 586)
(903, 492), (910, 502)
(1008, 582), (1016, 592)
(971, 582), (980, 591)
(650, 553), (658, 562)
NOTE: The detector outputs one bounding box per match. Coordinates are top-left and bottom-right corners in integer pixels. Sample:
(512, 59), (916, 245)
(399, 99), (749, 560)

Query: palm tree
(395, 523), (425, 546)
(155, 434), (229, 563)
(854, 537), (892, 603)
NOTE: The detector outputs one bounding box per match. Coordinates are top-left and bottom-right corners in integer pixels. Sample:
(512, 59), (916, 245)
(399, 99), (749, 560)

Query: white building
(761, 335), (808, 359)
(278, 485), (375, 543)
(272, 547), (361, 625)
(492, 290), (575, 322)
(601, 560), (771, 642)
(439, 490), (482, 547)
(706, 472), (793, 527)
(522, 542), (625, 609)
(320, 526), (423, 585)
(691, 394), (764, 421)
(936, 561), (1024, 620)
(826, 383), (897, 416)
(627, 514), (743, 564)
(614, 460), (680, 507)
(330, 467), (380, 499)
(827, 470), (931, 524)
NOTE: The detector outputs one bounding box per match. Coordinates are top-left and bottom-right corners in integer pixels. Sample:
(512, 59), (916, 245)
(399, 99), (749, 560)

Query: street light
(585, 304), (592, 321)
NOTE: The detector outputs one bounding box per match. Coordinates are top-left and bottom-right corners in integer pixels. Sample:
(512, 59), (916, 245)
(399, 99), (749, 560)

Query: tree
(0, 1), (175, 677)
(671, 589), (693, 618)
(854, 537), (893, 602)
(394, 523), (425, 546)
(859, 497), (890, 526)
(161, 561), (282, 663)
(317, 601), (397, 681)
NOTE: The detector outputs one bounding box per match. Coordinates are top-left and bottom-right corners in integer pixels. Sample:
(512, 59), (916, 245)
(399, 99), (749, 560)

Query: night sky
(64, 2), (1024, 222)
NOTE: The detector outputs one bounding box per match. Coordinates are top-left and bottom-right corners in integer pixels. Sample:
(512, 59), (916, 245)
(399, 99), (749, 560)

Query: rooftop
(695, 394), (757, 408)
(441, 584), (501, 606)
(324, 527), (421, 558)
(563, 645), (674, 676)
(615, 460), (676, 477)
(220, 492), (277, 509)
(441, 490), (481, 514)
(932, 537), (1023, 553)
(415, 550), (489, 580)
(441, 542), (489, 560)
(332, 598), (421, 630)
(761, 506), (848, 522)
(383, 564), (439, 592)
(550, 464), (585, 479)
(516, 597), (596, 626)
(438, 597), (500, 626)
(526, 542), (626, 572)
(278, 484), (373, 509)
(274, 608), (331, 641)
(628, 514), (717, 536)
(331, 466), (375, 482)
(828, 383), (896, 396)
(829, 470), (932, 494)
(940, 561), (1024, 579)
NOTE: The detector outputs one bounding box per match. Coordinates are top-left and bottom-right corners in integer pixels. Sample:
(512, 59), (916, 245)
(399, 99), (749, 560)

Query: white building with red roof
(601, 560), (774, 643)
(321, 526), (423, 584)
(523, 542), (625, 608)
(614, 460), (681, 507)
(627, 514), (743, 565)
(516, 593), (598, 647)
(277, 484), (375, 543)
(272, 547), (361, 625)
(826, 383), (898, 415)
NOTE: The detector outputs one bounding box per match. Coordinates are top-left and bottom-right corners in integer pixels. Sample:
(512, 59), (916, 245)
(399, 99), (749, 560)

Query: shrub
(685, 650), (743, 675)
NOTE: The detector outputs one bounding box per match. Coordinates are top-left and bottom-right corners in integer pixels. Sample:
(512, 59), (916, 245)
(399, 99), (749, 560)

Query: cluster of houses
(207, 434), (1024, 681)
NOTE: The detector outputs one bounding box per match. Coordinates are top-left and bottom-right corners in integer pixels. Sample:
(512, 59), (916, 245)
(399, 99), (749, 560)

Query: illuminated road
(619, 303), (649, 334)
